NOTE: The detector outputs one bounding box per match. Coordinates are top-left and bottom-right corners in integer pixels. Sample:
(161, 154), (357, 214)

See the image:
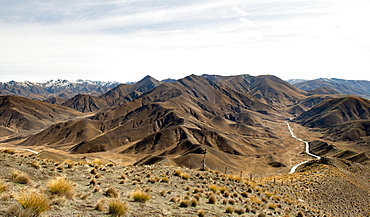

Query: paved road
(285, 121), (320, 173)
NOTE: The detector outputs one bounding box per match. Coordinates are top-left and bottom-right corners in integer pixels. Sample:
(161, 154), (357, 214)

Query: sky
(0, 0), (369, 83)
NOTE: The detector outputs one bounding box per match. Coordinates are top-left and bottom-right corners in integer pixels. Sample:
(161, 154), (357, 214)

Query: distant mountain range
(0, 79), (120, 100)
(286, 78), (370, 99)
(1, 74), (369, 171)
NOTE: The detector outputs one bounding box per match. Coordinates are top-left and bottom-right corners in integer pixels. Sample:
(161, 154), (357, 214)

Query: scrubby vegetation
(0, 150), (369, 216)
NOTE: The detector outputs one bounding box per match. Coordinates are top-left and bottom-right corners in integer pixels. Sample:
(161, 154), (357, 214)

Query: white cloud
(239, 18), (257, 28)
(0, 0), (369, 82)
(231, 6), (250, 16)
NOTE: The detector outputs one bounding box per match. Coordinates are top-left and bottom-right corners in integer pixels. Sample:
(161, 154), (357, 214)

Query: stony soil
(0, 150), (369, 217)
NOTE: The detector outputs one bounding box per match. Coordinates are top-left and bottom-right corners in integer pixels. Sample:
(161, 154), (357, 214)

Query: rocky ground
(0, 149), (369, 217)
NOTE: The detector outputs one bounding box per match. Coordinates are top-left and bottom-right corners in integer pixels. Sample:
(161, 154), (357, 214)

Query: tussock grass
(228, 174), (242, 182)
(181, 172), (190, 180)
(95, 198), (105, 211)
(225, 206), (234, 213)
(179, 199), (191, 207)
(208, 194), (217, 204)
(47, 176), (74, 198)
(131, 189), (151, 203)
(1, 149), (15, 154)
(197, 209), (206, 217)
(105, 186), (119, 198)
(12, 170), (31, 184)
(208, 184), (218, 193)
(108, 199), (128, 216)
(14, 188), (50, 216)
(0, 179), (9, 193)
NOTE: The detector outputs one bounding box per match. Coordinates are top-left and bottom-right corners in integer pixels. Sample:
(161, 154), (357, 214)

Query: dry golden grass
(208, 184), (218, 193)
(108, 199), (129, 216)
(95, 198), (105, 212)
(11, 170), (31, 184)
(197, 209), (206, 217)
(131, 189), (151, 203)
(179, 199), (191, 207)
(208, 194), (217, 204)
(180, 172), (190, 180)
(105, 186), (119, 198)
(47, 176), (74, 198)
(14, 188), (50, 216)
(0, 179), (9, 193)
(225, 206), (234, 213)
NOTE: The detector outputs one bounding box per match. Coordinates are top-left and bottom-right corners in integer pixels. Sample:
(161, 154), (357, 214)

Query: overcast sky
(0, 0), (369, 82)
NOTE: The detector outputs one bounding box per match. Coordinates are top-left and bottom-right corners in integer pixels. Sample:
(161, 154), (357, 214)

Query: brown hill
(206, 74), (307, 107)
(287, 95), (336, 116)
(293, 79), (370, 98)
(43, 96), (66, 105)
(0, 95), (82, 139)
(306, 86), (340, 95)
(103, 75), (161, 107)
(58, 76), (162, 113)
(62, 94), (110, 113)
(295, 96), (370, 128)
(325, 120), (370, 142)
(19, 75), (285, 171)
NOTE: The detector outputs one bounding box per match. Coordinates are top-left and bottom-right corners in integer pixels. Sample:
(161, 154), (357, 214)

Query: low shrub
(131, 190), (151, 203)
(108, 199), (128, 217)
(208, 194), (217, 204)
(47, 176), (74, 198)
(0, 179), (9, 193)
(14, 188), (50, 216)
(105, 186), (119, 198)
(225, 206), (234, 213)
(12, 170), (31, 184)
(197, 209), (206, 217)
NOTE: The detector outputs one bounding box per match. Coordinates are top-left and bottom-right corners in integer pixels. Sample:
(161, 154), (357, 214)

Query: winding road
(0, 147), (39, 154)
(285, 121), (320, 173)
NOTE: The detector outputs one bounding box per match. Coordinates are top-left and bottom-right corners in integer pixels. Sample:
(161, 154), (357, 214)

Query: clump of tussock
(197, 209), (206, 217)
(11, 170), (31, 185)
(95, 198), (105, 211)
(225, 206), (234, 213)
(131, 189), (151, 202)
(105, 186), (119, 198)
(208, 184), (218, 193)
(208, 194), (217, 204)
(14, 188), (50, 216)
(179, 199), (191, 207)
(108, 199), (129, 217)
(30, 162), (40, 169)
(64, 160), (75, 169)
(47, 176), (74, 198)
(0, 179), (9, 193)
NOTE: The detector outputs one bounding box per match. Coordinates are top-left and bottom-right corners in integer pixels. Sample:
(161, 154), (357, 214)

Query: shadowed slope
(0, 95), (82, 133)
(295, 96), (370, 128)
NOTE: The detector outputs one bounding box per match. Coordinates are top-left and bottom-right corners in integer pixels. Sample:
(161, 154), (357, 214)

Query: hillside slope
(0, 96), (82, 140)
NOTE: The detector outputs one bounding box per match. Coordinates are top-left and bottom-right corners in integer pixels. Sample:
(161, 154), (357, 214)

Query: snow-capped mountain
(0, 79), (120, 100)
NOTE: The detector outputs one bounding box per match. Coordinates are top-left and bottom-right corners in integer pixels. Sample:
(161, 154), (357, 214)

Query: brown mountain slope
(43, 96), (66, 105)
(62, 94), (110, 113)
(295, 96), (370, 128)
(306, 86), (340, 95)
(248, 75), (307, 106)
(103, 75), (161, 107)
(203, 74), (307, 107)
(19, 75), (285, 172)
(59, 76), (162, 113)
(0, 95), (82, 139)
